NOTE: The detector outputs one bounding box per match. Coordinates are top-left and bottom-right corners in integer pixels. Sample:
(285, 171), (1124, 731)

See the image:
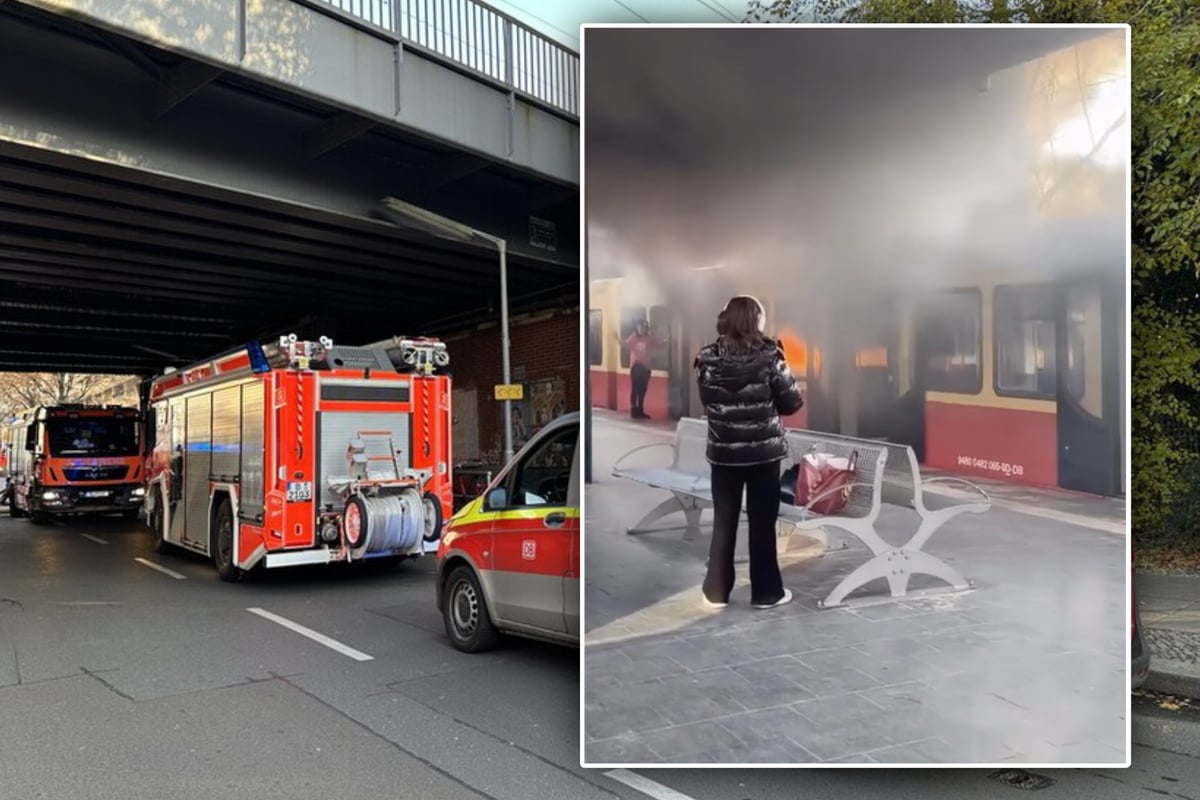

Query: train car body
(590, 266), (1123, 497)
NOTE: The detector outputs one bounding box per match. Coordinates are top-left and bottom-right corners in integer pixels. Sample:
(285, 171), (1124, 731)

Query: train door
(666, 311), (693, 419)
(846, 296), (925, 459)
(1057, 277), (1121, 495)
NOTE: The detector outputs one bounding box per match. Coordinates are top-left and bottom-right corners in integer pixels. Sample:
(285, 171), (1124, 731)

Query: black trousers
(630, 362), (651, 415)
(702, 460), (784, 606)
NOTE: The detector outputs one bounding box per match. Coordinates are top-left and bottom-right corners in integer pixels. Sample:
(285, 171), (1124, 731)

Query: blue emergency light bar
(247, 341), (271, 374)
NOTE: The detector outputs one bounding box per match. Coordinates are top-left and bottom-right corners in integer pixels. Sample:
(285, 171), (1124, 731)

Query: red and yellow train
(589, 265), (1124, 498)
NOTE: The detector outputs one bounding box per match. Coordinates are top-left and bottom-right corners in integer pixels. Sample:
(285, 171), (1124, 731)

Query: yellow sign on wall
(494, 384), (524, 401)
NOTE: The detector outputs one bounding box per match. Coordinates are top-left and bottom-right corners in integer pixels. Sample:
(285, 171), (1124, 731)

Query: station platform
(583, 409), (1126, 765)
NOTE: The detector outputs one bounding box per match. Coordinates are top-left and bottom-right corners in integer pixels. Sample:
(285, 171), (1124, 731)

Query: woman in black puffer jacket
(695, 295), (803, 610)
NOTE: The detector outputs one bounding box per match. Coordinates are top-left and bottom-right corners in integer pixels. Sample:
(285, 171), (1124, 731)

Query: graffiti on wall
(496, 377), (565, 454)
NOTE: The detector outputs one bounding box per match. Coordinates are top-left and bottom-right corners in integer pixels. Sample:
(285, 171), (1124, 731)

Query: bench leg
(818, 547), (974, 609)
(819, 553), (899, 609)
(907, 502), (988, 552)
(627, 493), (707, 536)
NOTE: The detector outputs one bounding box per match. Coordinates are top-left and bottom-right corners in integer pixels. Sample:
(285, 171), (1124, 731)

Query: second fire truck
(145, 335), (452, 580)
(2, 404), (145, 523)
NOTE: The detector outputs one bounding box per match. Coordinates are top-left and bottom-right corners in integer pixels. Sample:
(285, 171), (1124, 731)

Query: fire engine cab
(145, 335), (452, 581)
(1, 404), (145, 523)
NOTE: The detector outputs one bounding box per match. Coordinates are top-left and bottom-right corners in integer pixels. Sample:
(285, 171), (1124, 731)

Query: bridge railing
(319, 0), (579, 118)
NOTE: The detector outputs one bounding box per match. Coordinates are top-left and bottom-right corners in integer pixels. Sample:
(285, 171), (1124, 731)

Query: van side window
(510, 426), (578, 508)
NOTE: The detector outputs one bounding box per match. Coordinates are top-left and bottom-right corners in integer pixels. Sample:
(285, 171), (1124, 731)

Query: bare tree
(0, 373), (135, 418)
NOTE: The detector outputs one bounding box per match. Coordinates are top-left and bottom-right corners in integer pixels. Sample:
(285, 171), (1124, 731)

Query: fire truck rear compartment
(317, 410), (412, 510)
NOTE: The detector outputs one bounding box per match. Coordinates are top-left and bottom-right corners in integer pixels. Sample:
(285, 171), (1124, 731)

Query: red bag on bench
(794, 450), (858, 515)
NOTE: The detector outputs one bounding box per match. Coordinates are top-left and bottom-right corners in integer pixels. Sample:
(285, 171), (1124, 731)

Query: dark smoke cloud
(585, 25), (1127, 320)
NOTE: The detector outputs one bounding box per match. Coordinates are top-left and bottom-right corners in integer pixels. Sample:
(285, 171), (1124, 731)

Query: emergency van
(436, 411), (580, 652)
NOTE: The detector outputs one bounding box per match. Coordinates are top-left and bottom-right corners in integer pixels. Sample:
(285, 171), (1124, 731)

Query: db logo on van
(521, 540), (536, 560)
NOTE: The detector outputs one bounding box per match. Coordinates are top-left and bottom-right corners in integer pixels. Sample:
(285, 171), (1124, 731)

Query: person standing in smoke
(625, 319), (655, 419)
(695, 296), (803, 610)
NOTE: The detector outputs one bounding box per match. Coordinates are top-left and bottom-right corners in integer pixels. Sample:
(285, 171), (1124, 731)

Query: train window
(918, 289), (982, 394)
(994, 284), (1057, 399)
(1066, 285), (1103, 417)
(588, 310), (603, 367)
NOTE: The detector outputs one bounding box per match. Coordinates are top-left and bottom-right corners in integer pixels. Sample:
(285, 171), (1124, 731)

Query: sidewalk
(584, 409), (1127, 765)
(1137, 572), (1200, 698)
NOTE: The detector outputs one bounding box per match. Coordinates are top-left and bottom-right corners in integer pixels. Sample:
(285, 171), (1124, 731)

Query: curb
(1144, 657), (1200, 699)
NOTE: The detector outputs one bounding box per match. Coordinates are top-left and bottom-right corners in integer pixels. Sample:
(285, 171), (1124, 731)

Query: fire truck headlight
(433, 350), (450, 367)
(42, 491), (60, 501)
(132, 487), (146, 498)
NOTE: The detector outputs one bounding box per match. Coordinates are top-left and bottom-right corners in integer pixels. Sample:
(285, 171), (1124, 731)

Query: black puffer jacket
(694, 337), (804, 466)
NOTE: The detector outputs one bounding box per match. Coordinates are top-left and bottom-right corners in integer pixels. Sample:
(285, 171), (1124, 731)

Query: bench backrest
(670, 420), (925, 515)
(783, 429), (887, 518)
(790, 429), (924, 510)
(672, 418), (711, 478)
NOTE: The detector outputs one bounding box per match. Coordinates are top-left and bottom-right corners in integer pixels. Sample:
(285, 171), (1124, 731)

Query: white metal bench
(611, 417), (713, 536)
(778, 429), (990, 608)
(612, 417), (991, 609)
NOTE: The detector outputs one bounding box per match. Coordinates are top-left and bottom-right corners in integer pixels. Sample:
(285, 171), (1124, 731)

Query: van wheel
(443, 565), (501, 653)
(212, 500), (242, 582)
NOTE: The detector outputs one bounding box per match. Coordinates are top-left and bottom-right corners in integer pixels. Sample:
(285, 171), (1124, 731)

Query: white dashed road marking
(80, 534), (108, 545)
(603, 770), (699, 800)
(246, 607), (374, 662)
(134, 557), (187, 579)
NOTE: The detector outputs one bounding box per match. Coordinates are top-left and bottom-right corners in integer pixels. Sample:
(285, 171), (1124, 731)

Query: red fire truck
(2, 404), (146, 523)
(145, 334), (453, 581)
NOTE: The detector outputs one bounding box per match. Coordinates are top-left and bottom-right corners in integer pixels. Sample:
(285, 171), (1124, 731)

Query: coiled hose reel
(342, 488), (444, 556)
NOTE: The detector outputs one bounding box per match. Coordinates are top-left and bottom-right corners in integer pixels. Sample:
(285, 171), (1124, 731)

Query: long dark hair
(717, 295), (765, 353)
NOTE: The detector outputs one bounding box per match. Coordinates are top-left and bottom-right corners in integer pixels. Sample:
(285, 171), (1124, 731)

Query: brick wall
(443, 305), (579, 465)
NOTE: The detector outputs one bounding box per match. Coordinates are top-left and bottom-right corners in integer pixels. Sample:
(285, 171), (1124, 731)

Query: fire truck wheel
(443, 565), (501, 653)
(28, 507), (49, 525)
(422, 492), (443, 543)
(212, 500), (243, 582)
(150, 503), (169, 553)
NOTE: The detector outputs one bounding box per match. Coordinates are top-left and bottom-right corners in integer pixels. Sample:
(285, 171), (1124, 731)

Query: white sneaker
(702, 593), (728, 609)
(752, 589), (792, 610)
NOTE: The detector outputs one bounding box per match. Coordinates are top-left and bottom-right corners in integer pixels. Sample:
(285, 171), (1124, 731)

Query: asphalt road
(0, 513), (604, 800)
(1, 513), (1194, 800)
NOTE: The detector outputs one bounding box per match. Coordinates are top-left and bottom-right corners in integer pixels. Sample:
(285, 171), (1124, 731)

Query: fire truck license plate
(286, 482), (312, 502)
(85, 491), (110, 498)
